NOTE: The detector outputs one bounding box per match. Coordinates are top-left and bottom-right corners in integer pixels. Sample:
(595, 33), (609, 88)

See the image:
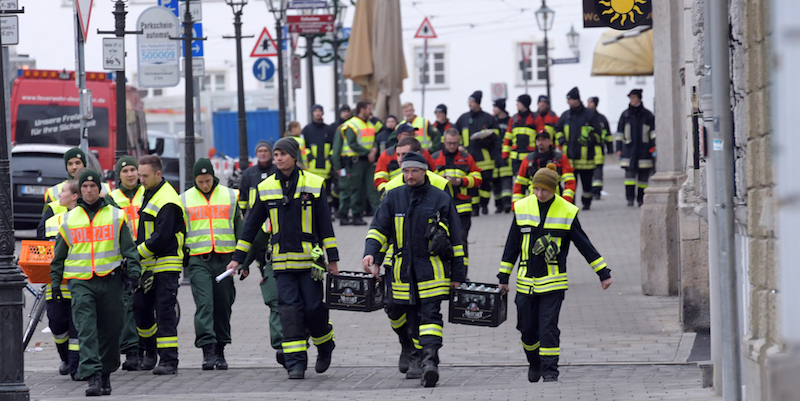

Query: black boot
(481, 204), (489, 215)
(405, 349), (423, 379)
(351, 215), (367, 226)
(85, 373), (102, 397)
(637, 187), (645, 207)
(528, 365), (541, 382)
(494, 199), (503, 214)
(215, 343), (228, 370)
(152, 361), (178, 375)
(471, 208), (479, 217)
(397, 333), (413, 373)
(582, 196), (592, 211)
(202, 344), (216, 370)
(58, 361), (69, 375)
(503, 197), (512, 213)
(276, 350), (286, 367)
(138, 348), (157, 371)
(420, 348), (439, 388)
(315, 342), (335, 373)
(121, 352), (140, 371)
(339, 215), (352, 226)
(100, 373), (112, 395)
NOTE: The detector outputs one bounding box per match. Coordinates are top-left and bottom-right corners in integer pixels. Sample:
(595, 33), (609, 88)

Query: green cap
(193, 158), (215, 179)
(116, 156), (138, 176)
(78, 169), (101, 189)
(63, 147), (86, 170)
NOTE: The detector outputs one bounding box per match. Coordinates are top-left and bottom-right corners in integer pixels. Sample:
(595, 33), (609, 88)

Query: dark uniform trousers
(515, 291), (565, 378)
(459, 213), (471, 278)
(71, 273), (125, 379)
(277, 271), (334, 371)
(574, 169), (595, 205)
(472, 170), (494, 210)
(189, 253), (236, 348)
(625, 168), (651, 204)
(47, 298), (79, 376)
(385, 298), (444, 360)
(338, 158), (371, 218)
(133, 271), (180, 364)
(120, 276), (140, 356)
(259, 260), (283, 350)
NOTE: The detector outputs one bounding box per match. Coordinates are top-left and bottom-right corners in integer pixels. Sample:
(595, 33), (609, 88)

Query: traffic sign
(520, 42), (533, 63)
(0, 1), (19, 11)
(414, 17), (436, 39)
(340, 27), (350, 48)
(76, 0), (94, 41)
(281, 26), (299, 53)
(102, 38), (125, 71)
(159, 0), (179, 17)
(179, 2), (202, 22)
(253, 58), (275, 82)
(490, 83), (508, 101)
(137, 6), (181, 88)
(287, 0), (328, 9)
(291, 54), (301, 89)
(287, 15), (334, 34)
(250, 28), (278, 57)
(182, 58), (205, 77)
(0, 15), (18, 46)
(182, 23), (203, 57)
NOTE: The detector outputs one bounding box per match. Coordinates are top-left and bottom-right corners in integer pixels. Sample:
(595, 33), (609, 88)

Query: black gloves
(51, 284), (64, 302)
(125, 274), (140, 291)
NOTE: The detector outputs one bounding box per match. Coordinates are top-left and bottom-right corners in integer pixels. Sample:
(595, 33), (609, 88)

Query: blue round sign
(253, 58), (275, 82)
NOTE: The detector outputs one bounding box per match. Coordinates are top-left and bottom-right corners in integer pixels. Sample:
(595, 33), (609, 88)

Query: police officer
(227, 137), (339, 380)
(454, 91), (501, 216)
(39, 179), (80, 377)
(512, 132), (577, 204)
(181, 159), (241, 370)
(554, 87), (603, 210)
(492, 98), (513, 213)
(50, 169), (141, 396)
(107, 156), (145, 371)
(615, 89), (656, 207)
(498, 164), (612, 383)
(332, 99), (378, 226)
(587, 97), (614, 200)
(363, 151), (465, 388)
(133, 155), (186, 374)
(44, 148), (110, 204)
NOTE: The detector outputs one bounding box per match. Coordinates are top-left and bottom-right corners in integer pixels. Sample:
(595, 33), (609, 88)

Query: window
(153, 89), (163, 97)
(336, 78), (362, 109)
(201, 72), (226, 92)
(516, 43), (547, 85)
(414, 45), (447, 89)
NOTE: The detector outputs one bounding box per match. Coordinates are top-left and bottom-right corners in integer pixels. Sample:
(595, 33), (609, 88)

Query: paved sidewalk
(22, 162), (719, 400)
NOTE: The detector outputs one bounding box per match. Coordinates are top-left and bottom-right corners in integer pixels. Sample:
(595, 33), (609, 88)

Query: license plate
(21, 185), (48, 195)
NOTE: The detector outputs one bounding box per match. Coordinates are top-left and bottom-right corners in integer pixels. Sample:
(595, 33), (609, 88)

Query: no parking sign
(491, 83), (507, 101)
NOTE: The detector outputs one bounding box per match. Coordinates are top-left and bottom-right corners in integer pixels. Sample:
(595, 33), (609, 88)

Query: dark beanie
(78, 169), (101, 189)
(274, 137), (299, 161)
(517, 94), (532, 109)
(193, 158), (215, 178)
(493, 98), (506, 111)
(64, 147), (86, 169)
(537, 95), (549, 104)
(255, 139), (272, 154)
(115, 156), (137, 176)
(434, 104), (447, 115)
(339, 104), (351, 113)
(469, 91), (483, 104)
(311, 104), (323, 114)
(567, 87), (581, 100)
(628, 88), (643, 98)
(589, 96), (600, 106)
(400, 151), (428, 170)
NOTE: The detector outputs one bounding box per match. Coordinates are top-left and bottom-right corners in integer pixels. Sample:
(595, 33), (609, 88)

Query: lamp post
(535, 1), (554, 102)
(327, 0), (348, 113)
(266, 0), (288, 135)
(567, 25), (580, 58)
(224, 0), (253, 173)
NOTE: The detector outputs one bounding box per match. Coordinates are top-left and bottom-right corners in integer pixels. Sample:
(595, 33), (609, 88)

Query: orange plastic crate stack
(18, 240), (55, 284)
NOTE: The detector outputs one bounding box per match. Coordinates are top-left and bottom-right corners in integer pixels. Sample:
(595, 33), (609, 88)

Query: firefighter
(615, 89), (656, 207)
(587, 97), (614, 200)
(374, 123), (436, 193)
(554, 87), (603, 210)
(39, 179), (80, 378)
(498, 164), (612, 383)
(363, 151), (466, 388)
(512, 132), (577, 204)
(133, 155), (186, 375)
(181, 159), (241, 370)
(433, 104), (452, 134)
(492, 98), (513, 213)
(503, 95), (558, 185)
(454, 91), (501, 216)
(375, 115), (398, 152)
(303, 104), (332, 181)
(50, 169), (141, 396)
(44, 147), (110, 204)
(285, 121), (309, 168)
(332, 99), (379, 226)
(326, 105), (352, 216)
(107, 156), (146, 371)
(388, 102), (441, 152)
(430, 128), (482, 278)
(227, 137), (339, 380)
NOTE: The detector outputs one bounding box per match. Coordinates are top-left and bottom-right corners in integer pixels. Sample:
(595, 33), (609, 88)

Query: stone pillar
(642, 0), (685, 296)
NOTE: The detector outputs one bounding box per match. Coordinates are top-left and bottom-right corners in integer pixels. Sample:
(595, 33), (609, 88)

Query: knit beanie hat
(567, 87), (581, 101)
(273, 137), (299, 161)
(115, 156), (137, 176)
(493, 98), (506, 111)
(400, 152), (428, 170)
(311, 104), (323, 114)
(537, 95), (549, 104)
(469, 90), (483, 104)
(517, 94), (532, 109)
(434, 104), (447, 115)
(255, 139), (272, 154)
(193, 158), (215, 178)
(589, 96), (600, 106)
(78, 169), (101, 189)
(64, 147), (86, 169)
(628, 88), (643, 99)
(532, 163), (559, 194)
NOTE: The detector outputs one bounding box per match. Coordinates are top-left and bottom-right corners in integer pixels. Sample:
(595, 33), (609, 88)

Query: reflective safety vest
(340, 117), (375, 157)
(382, 170), (452, 196)
(290, 135), (310, 168)
(557, 125), (598, 170)
(44, 212), (64, 239)
(109, 186), (144, 240)
(58, 205), (125, 280)
(44, 199), (68, 228)
(181, 185), (238, 255)
(506, 195), (578, 294)
(402, 116), (433, 150)
(308, 142), (332, 179)
(137, 183), (185, 273)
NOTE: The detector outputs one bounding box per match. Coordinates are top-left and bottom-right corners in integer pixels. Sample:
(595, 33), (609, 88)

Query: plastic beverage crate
(448, 282), (507, 327)
(325, 271), (385, 312)
(18, 240), (55, 284)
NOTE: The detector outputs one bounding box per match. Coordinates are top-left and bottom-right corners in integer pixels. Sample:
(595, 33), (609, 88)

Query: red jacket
(429, 149), (482, 214)
(374, 147), (436, 192)
(512, 147), (576, 204)
(502, 110), (559, 160)
(433, 120), (452, 134)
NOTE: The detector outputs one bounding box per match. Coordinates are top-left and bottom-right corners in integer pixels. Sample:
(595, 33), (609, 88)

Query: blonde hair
(401, 102), (414, 109)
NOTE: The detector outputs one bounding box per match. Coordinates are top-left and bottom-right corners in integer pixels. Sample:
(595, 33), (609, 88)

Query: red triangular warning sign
(414, 17), (437, 39)
(76, 0), (94, 42)
(251, 28), (279, 58)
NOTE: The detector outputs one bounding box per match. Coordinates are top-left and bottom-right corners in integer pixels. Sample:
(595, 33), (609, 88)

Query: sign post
(74, 0), (95, 153)
(291, 54), (301, 89)
(520, 42), (533, 94)
(414, 17), (436, 121)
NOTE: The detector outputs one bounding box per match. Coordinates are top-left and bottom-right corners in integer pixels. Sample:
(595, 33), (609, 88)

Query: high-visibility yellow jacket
(44, 212), (71, 300)
(109, 185), (144, 240)
(45, 180), (110, 204)
(58, 205), (126, 280)
(135, 180), (186, 273)
(181, 184), (239, 255)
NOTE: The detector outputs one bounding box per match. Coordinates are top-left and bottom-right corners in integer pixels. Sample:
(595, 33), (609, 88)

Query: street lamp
(224, 0), (251, 173)
(266, 0), (288, 135)
(567, 25), (580, 58)
(326, 0), (348, 113)
(535, 1), (554, 102)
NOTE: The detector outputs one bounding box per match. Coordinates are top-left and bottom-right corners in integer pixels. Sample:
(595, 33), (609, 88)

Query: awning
(591, 27), (653, 76)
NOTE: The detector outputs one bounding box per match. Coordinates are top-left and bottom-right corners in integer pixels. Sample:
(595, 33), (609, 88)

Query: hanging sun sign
(583, 0), (652, 30)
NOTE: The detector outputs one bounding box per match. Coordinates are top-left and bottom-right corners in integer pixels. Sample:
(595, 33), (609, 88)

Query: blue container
(212, 110), (280, 158)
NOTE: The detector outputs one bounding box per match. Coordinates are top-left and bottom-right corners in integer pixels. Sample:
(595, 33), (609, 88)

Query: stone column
(641, 0), (685, 296)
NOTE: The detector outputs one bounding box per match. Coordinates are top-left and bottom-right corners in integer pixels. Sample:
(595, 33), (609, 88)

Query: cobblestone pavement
(21, 160), (719, 400)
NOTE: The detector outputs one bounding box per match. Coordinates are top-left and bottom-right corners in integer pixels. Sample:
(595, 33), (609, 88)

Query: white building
(16, 0), (653, 152)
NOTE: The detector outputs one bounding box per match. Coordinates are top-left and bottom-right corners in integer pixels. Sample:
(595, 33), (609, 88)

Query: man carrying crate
(498, 164), (612, 383)
(50, 170), (142, 396)
(362, 152), (466, 388)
